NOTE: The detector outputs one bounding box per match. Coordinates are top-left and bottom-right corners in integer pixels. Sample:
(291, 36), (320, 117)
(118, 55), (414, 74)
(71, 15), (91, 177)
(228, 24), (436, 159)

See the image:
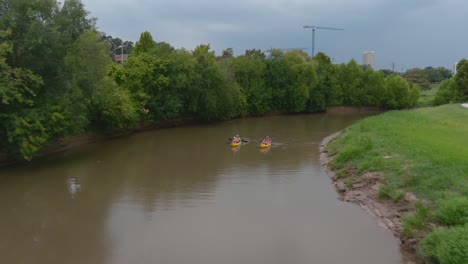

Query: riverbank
(320, 132), (420, 247)
(1, 107), (384, 168)
(320, 104), (468, 264)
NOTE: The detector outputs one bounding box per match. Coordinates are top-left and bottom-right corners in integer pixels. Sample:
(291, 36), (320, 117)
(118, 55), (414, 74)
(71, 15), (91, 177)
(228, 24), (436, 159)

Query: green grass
(420, 224), (468, 264)
(327, 104), (468, 263)
(417, 84), (439, 107)
(402, 202), (430, 237)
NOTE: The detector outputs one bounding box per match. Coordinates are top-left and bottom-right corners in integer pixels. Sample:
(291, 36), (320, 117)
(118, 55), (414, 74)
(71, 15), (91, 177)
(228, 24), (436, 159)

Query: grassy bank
(327, 104), (468, 264)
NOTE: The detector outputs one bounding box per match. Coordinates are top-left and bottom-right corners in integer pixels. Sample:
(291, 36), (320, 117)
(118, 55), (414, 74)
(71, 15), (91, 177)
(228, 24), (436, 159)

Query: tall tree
(133, 31), (157, 55)
(454, 59), (468, 102)
(308, 52), (338, 111)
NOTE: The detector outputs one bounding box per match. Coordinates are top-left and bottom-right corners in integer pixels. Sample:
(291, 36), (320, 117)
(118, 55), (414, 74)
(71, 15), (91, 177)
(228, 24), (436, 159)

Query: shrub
(435, 197), (468, 226)
(420, 224), (468, 264)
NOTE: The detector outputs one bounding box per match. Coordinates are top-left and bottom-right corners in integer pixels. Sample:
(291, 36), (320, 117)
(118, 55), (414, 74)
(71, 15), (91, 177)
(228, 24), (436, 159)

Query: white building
(363, 51), (375, 68)
(453, 61), (459, 75)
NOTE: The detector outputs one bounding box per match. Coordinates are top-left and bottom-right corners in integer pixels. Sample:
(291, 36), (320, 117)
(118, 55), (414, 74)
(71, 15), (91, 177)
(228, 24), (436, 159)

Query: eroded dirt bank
(320, 132), (422, 263)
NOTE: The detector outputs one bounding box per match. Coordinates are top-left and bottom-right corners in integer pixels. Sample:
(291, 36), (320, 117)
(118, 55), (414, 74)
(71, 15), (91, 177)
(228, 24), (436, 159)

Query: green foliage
(231, 54), (270, 114)
(420, 224), (468, 264)
(64, 31), (113, 96)
(402, 202), (429, 237)
(4, 112), (49, 160)
(336, 60), (364, 106)
(265, 50), (289, 111)
(454, 59), (468, 101)
(435, 197), (468, 226)
(424, 66), (452, 83)
(308, 52), (338, 111)
(382, 75), (412, 109)
(90, 77), (138, 129)
(434, 78), (458, 106)
(284, 52), (317, 112)
(0, 63), (42, 107)
(403, 68), (431, 90)
(132, 31), (157, 55)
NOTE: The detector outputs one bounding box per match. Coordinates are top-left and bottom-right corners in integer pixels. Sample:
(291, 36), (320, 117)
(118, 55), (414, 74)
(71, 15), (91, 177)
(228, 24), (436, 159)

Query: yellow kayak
(260, 142), (271, 148)
(231, 141), (241, 147)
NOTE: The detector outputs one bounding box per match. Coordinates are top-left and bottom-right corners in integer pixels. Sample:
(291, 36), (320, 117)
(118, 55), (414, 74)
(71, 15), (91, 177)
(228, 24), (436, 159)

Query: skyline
(81, 0), (468, 70)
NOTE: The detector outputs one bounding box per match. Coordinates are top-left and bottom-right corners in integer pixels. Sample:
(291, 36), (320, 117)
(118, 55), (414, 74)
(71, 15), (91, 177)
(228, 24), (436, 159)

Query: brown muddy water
(0, 113), (413, 264)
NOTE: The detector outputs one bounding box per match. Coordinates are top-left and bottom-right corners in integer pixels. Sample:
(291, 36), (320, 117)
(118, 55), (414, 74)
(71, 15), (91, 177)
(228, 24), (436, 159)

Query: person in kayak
(262, 136), (271, 144)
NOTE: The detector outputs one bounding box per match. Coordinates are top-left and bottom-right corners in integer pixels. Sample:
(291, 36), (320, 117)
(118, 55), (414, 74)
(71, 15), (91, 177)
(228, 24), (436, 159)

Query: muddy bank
(320, 132), (422, 262)
(326, 106), (384, 114)
(0, 118), (198, 167)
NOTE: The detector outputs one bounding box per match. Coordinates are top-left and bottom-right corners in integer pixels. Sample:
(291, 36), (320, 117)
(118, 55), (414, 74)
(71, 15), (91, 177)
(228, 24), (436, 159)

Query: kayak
(260, 142), (271, 148)
(231, 140), (241, 147)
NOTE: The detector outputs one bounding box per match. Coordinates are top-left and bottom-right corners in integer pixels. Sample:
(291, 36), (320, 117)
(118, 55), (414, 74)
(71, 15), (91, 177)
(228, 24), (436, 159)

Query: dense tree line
(0, 0), (419, 161)
(401, 67), (452, 90)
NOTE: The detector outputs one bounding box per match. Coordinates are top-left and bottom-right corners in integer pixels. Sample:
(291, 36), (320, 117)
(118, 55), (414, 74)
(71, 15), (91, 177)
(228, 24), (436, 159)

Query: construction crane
(303, 25), (344, 58)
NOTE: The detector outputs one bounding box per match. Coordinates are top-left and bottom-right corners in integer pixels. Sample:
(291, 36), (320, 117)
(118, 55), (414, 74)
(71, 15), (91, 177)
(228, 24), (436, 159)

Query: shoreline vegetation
(321, 104), (468, 264)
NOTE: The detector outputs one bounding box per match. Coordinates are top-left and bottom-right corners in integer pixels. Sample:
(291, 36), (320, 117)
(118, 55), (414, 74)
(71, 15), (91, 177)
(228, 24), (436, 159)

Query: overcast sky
(81, 0), (467, 70)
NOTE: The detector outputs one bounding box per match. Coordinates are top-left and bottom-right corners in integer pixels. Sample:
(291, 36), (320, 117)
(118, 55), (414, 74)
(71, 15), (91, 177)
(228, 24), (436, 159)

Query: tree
(336, 60), (364, 106)
(283, 51), (317, 112)
(265, 49), (289, 111)
(454, 59), (468, 101)
(402, 68), (431, 90)
(219, 48), (234, 61)
(0, 29), (45, 160)
(308, 52), (338, 111)
(424, 66), (452, 83)
(56, 0), (96, 43)
(361, 69), (385, 107)
(382, 75), (412, 109)
(110, 53), (170, 120)
(133, 31), (157, 55)
(433, 78), (458, 106)
(231, 54), (269, 114)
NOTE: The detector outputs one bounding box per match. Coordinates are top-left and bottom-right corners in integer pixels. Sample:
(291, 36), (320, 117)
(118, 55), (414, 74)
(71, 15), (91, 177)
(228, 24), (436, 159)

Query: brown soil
(320, 132), (423, 263)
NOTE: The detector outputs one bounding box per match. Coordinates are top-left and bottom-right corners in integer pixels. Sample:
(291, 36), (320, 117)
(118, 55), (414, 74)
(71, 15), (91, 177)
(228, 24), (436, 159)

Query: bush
(435, 197), (468, 226)
(420, 224), (468, 264)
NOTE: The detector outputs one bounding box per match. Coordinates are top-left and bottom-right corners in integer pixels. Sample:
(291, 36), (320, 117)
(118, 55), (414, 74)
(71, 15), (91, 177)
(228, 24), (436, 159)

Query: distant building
(453, 61), (459, 75)
(363, 51), (375, 68)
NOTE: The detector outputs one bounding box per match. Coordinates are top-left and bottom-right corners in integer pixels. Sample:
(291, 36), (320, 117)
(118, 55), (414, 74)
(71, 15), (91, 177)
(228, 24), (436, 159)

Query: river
(0, 113), (412, 264)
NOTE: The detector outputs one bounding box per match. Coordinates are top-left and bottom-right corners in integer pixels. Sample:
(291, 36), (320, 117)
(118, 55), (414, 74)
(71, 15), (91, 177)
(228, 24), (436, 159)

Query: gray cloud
(83, 0), (468, 69)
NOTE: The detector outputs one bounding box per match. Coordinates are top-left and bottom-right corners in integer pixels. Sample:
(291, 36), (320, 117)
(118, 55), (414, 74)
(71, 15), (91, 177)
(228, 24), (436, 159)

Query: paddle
(227, 138), (249, 143)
